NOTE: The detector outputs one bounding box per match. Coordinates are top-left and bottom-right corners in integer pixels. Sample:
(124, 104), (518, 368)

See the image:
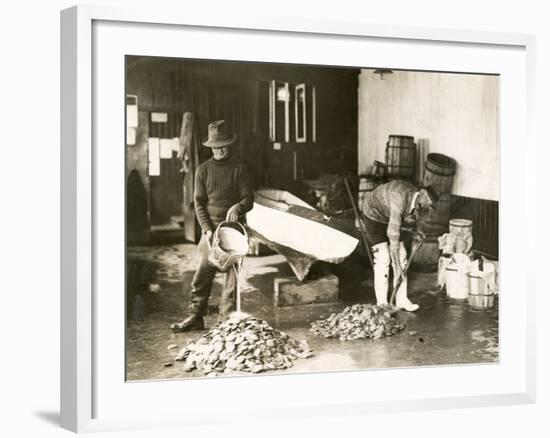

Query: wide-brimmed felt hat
(202, 120), (237, 148)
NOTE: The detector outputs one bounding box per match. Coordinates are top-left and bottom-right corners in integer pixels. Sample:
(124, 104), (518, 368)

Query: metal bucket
(208, 221), (249, 272)
(445, 267), (469, 300)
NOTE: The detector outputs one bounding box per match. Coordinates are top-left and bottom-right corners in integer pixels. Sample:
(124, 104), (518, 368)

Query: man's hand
(393, 261), (404, 283)
(412, 230), (426, 250)
(225, 204), (240, 222)
(414, 229), (426, 241)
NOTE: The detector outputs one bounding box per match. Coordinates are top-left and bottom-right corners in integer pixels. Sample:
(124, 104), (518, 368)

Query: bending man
(362, 180), (438, 311)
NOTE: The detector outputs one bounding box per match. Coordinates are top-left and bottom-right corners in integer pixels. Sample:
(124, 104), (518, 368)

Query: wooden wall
(450, 195), (499, 258)
(126, 56), (359, 202)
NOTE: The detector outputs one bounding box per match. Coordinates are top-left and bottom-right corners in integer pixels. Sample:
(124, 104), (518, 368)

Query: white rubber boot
(372, 242), (390, 305)
(394, 241), (419, 312)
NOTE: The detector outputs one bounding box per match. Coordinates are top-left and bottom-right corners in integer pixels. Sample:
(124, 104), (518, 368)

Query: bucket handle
(213, 221), (249, 243)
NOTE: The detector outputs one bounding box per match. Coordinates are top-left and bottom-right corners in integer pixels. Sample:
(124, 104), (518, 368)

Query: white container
(449, 218), (473, 254)
(467, 269), (496, 309)
(445, 267), (469, 300)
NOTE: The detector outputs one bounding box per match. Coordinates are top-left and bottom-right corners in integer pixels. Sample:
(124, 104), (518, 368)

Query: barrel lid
(426, 153), (456, 168)
(449, 218), (473, 227)
(388, 135), (414, 139)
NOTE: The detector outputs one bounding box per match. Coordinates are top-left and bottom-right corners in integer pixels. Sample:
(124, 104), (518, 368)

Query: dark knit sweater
(194, 156), (254, 232)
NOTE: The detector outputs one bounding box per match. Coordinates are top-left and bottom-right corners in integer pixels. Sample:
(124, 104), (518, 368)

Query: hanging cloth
(178, 112), (200, 175)
(178, 112), (202, 242)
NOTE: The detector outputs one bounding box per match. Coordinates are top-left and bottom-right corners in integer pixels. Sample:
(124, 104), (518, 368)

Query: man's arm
(194, 167), (214, 232)
(237, 163), (254, 213)
(387, 204), (404, 278)
(226, 164), (254, 222)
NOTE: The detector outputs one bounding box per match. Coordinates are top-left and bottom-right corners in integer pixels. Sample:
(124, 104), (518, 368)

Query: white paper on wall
(126, 127), (136, 145)
(160, 139), (173, 159)
(126, 105), (138, 128)
(148, 137), (160, 176)
(151, 112), (168, 123)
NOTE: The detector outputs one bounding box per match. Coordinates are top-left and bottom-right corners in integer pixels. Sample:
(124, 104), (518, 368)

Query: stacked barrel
(359, 135), (418, 225)
(385, 135), (416, 182)
(360, 137), (457, 273)
(413, 153), (457, 271)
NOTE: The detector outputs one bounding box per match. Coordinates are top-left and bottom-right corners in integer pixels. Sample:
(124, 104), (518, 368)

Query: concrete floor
(126, 243), (499, 381)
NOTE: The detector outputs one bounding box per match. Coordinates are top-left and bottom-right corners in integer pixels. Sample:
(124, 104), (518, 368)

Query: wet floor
(126, 243), (499, 381)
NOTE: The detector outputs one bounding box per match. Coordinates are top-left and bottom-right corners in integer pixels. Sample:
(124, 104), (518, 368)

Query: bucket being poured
(208, 221), (249, 272)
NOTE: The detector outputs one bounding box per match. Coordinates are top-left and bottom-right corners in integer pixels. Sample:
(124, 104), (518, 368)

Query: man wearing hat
(362, 180), (438, 311)
(171, 120), (254, 332)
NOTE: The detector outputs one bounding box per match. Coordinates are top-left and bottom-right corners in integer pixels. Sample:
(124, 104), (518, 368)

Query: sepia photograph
(125, 55), (499, 381)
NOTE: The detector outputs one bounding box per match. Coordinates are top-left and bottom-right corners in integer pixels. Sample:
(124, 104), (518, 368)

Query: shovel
(343, 178), (375, 269)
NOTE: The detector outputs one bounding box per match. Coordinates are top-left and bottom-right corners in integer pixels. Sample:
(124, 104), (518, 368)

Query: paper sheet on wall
(160, 139), (173, 159)
(126, 105), (138, 128)
(151, 112), (168, 123)
(148, 138), (160, 176)
(126, 127), (136, 146)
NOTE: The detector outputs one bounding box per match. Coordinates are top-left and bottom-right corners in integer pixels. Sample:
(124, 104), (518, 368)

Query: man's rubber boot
(170, 314), (205, 332)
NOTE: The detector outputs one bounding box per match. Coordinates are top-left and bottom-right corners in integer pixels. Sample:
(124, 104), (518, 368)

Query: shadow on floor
(34, 411), (60, 427)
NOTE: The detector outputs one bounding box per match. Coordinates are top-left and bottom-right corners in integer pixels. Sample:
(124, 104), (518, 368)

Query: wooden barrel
(410, 235), (440, 272)
(422, 153), (456, 194)
(385, 135), (416, 180)
(417, 193), (451, 237)
(372, 161), (388, 178)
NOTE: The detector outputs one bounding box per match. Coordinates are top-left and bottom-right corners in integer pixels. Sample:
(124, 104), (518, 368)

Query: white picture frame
(60, 5), (536, 433)
(295, 83), (307, 143)
(269, 80), (291, 143)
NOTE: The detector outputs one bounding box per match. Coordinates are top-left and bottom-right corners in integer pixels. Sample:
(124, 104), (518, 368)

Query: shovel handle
(343, 178), (375, 269)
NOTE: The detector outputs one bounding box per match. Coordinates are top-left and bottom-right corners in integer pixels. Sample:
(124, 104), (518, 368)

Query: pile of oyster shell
(310, 304), (405, 341)
(175, 314), (313, 376)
